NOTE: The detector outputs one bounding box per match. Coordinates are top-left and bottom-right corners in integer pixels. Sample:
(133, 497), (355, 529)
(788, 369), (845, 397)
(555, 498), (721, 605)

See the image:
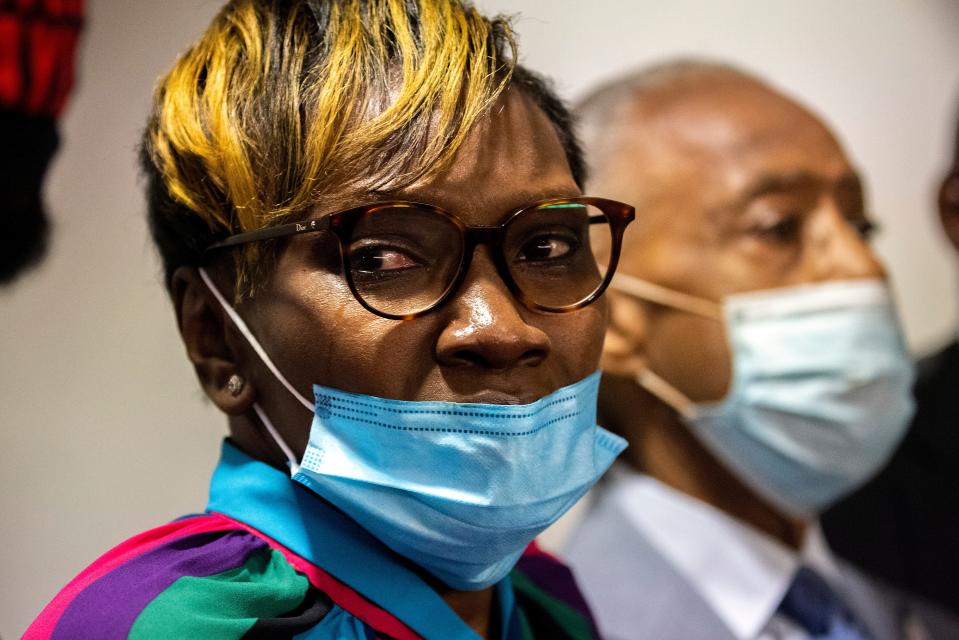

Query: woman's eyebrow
(377, 185), (584, 216)
(489, 187), (585, 213)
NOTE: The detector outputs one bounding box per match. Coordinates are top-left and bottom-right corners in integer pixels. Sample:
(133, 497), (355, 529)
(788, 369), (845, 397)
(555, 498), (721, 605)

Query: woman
(26, 1), (634, 637)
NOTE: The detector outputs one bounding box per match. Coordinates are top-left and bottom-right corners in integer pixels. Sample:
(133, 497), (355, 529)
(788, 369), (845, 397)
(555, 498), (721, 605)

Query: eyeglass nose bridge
(463, 225), (507, 251)
(438, 225), (522, 310)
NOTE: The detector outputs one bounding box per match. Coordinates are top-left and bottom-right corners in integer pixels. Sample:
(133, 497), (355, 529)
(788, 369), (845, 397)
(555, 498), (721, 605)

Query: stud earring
(227, 374), (246, 397)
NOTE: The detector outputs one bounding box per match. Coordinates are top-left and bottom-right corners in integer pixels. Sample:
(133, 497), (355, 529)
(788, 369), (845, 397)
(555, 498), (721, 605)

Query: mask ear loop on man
(610, 273), (725, 421)
(199, 267), (309, 474)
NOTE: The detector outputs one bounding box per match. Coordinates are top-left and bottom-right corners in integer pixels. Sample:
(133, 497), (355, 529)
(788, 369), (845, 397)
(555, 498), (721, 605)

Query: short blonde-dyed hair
(143, 0), (582, 298)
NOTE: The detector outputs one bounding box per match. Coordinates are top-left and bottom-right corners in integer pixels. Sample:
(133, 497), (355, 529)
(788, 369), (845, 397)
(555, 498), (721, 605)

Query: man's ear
(601, 289), (650, 379)
(939, 171), (959, 254)
(171, 266), (256, 415)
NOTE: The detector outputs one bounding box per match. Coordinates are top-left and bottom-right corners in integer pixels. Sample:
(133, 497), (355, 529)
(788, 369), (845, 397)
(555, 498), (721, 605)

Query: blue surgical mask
(200, 269), (625, 590)
(612, 276), (914, 517)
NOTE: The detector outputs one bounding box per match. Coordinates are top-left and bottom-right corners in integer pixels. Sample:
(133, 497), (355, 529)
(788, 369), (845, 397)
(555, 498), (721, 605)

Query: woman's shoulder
(24, 513), (323, 639)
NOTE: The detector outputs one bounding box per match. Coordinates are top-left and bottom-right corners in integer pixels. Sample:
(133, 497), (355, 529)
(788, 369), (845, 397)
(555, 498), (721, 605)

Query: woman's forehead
(298, 92), (579, 226)
(390, 92), (580, 224)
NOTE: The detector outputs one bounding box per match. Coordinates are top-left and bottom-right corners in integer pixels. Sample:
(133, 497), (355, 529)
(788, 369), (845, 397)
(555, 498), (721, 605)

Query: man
(564, 61), (954, 639)
(822, 97), (959, 620)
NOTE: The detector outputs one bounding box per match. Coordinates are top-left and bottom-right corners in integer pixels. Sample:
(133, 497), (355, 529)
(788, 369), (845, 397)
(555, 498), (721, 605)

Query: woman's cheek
(547, 304), (607, 377)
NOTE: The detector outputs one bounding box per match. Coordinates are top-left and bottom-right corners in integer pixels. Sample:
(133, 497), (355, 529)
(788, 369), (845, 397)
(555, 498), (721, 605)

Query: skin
(591, 71), (885, 549)
(172, 90), (606, 639)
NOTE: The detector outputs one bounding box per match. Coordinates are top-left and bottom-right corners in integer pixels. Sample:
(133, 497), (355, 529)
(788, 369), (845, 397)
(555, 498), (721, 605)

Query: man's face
(237, 91), (607, 455)
(596, 77), (885, 402)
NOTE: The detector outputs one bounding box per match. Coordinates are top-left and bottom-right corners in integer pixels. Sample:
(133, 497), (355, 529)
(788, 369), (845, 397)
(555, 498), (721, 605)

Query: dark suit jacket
(823, 340), (959, 615)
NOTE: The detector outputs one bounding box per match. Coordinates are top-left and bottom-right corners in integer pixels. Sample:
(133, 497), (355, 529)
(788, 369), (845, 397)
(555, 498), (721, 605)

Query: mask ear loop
(199, 268), (310, 474)
(636, 369), (698, 420)
(610, 274), (725, 420)
(611, 273), (723, 320)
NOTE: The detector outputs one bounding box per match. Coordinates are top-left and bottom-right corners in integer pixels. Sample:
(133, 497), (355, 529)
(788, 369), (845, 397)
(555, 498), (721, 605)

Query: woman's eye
(517, 235), (577, 262)
(351, 247), (420, 273)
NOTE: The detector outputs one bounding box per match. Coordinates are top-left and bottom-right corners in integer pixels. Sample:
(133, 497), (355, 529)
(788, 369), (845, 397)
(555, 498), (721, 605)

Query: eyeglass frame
(204, 196), (636, 320)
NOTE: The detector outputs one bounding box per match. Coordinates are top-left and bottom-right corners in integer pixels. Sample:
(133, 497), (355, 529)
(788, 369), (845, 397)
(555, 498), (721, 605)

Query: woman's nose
(435, 249), (551, 370)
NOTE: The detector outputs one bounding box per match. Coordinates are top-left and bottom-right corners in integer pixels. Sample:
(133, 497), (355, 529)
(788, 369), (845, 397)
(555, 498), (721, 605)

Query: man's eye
(754, 215), (802, 243)
(849, 217), (878, 241)
(351, 246), (420, 273)
(517, 235), (577, 262)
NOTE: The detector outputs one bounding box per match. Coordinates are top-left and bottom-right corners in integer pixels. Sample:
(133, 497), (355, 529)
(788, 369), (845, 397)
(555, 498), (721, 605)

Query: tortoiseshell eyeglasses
(205, 196), (635, 320)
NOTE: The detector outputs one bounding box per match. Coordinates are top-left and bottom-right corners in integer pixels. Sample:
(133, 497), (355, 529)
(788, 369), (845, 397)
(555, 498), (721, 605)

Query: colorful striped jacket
(25, 442), (600, 639)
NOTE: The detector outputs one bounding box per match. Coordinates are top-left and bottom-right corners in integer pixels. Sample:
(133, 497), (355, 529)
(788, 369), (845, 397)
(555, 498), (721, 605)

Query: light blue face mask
(200, 269), (626, 590)
(612, 276), (914, 518)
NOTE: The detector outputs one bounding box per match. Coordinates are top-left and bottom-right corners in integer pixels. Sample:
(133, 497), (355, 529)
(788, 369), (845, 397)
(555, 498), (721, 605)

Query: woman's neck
(441, 586), (496, 639)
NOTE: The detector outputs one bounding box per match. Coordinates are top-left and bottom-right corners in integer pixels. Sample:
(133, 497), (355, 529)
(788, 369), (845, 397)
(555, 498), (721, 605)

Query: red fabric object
(524, 538), (559, 561)
(0, 0), (83, 117)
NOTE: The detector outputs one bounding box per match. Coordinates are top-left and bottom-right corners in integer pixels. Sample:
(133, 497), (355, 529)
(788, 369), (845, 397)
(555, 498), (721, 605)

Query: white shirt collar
(607, 466), (837, 640)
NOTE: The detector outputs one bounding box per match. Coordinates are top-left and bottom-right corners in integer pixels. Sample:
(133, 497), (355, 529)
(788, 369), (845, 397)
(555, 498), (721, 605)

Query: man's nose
(435, 248), (551, 370)
(807, 201), (886, 281)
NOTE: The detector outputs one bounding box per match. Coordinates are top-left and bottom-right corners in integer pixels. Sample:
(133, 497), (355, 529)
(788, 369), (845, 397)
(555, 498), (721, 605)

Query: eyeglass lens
(344, 202), (614, 317)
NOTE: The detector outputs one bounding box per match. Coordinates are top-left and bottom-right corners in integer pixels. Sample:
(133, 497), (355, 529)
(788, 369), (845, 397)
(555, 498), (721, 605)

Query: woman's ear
(171, 266), (256, 415)
(601, 289), (650, 379)
(939, 171), (959, 254)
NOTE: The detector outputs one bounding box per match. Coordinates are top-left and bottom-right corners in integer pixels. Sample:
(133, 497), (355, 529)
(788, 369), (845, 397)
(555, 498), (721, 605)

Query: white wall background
(2, 1), (957, 636)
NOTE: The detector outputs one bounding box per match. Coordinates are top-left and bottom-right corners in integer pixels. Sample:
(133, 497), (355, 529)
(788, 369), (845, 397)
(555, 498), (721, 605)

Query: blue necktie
(776, 567), (874, 640)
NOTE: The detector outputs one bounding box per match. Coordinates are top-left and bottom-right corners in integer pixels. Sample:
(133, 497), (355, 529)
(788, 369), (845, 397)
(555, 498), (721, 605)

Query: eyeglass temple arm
(205, 216), (333, 253)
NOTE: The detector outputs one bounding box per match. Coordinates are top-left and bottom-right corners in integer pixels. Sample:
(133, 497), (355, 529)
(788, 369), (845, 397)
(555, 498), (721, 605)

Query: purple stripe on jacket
(516, 552), (595, 621)
(52, 530), (267, 640)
